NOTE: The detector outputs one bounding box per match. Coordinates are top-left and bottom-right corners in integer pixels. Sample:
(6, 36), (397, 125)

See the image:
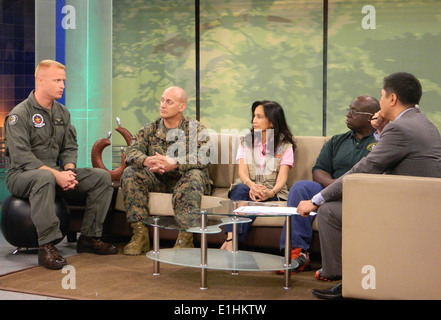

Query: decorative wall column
(35, 0), (112, 168)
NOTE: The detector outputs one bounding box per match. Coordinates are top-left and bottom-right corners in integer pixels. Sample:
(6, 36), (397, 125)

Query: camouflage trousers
(121, 166), (211, 229)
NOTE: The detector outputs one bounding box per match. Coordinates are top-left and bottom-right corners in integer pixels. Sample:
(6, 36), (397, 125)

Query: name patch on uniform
(8, 115), (18, 126)
(32, 114), (45, 128)
(366, 142), (377, 151)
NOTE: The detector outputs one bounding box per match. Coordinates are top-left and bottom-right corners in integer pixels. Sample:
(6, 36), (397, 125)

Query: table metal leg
(232, 218), (239, 253)
(153, 224), (160, 276)
(200, 214), (208, 290)
(231, 217), (239, 275)
(284, 215), (292, 289)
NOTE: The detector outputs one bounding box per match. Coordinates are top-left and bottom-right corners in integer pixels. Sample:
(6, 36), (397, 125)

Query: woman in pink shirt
(221, 101), (296, 251)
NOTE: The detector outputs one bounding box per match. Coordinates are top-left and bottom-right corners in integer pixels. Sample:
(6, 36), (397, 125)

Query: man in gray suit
(297, 72), (441, 299)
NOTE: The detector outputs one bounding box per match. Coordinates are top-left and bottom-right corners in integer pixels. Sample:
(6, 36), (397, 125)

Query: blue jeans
(279, 180), (324, 251)
(225, 183), (278, 243)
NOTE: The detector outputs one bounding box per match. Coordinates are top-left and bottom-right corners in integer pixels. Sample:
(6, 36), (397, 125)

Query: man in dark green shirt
(279, 95), (380, 277)
(313, 130), (378, 180)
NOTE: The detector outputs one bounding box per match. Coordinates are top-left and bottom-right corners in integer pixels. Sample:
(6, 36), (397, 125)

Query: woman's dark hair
(247, 100), (296, 152)
(383, 72), (422, 107)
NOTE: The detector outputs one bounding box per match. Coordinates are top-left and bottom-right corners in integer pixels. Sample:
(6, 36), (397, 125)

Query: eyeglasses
(346, 108), (374, 117)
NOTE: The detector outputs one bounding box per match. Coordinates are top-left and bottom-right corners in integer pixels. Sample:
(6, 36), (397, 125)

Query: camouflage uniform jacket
(124, 116), (212, 177)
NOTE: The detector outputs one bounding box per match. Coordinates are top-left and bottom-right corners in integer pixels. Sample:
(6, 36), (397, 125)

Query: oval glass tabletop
(147, 248), (299, 272)
(142, 215), (252, 233)
(142, 200), (304, 233)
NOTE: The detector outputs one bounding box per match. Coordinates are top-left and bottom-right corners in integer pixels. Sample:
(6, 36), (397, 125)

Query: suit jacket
(322, 107), (441, 202)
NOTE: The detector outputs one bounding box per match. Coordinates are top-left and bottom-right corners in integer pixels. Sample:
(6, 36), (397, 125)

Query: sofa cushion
(113, 134), (327, 231)
(290, 136), (329, 183)
(114, 188), (318, 231)
(115, 189), (225, 216)
(208, 133), (240, 188)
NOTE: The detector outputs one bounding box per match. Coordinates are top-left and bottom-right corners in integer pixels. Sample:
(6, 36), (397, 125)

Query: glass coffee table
(145, 200), (299, 290)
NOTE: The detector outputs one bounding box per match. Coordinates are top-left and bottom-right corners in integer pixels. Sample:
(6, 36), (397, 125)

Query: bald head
(163, 86), (187, 104)
(352, 95), (380, 114)
(160, 86), (188, 128)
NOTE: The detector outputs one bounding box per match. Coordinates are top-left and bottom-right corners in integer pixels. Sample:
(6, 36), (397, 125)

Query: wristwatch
(311, 199), (319, 206)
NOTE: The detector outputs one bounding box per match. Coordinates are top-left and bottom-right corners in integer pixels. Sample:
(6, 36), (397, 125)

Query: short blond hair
(35, 60), (65, 78)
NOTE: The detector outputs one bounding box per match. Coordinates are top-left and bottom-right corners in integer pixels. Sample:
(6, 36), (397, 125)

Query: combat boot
(124, 222), (150, 255)
(173, 231), (194, 248)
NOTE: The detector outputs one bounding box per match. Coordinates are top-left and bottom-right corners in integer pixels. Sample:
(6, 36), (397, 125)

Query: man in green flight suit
(121, 86), (212, 255)
(4, 60), (117, 270)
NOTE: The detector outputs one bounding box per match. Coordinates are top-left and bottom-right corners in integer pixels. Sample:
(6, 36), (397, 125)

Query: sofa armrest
(342, 173), (441, 300)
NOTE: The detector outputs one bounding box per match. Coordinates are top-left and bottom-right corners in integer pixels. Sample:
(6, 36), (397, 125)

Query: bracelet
(244, 179), (251, 185)
(65, 168), (76, 173)
(271, 189), (276, 197)
(224, 238), (233, 242)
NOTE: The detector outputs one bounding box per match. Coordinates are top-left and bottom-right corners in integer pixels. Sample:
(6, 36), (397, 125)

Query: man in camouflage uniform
(4, 60), (117, 270)
(121, 86), (212, 255)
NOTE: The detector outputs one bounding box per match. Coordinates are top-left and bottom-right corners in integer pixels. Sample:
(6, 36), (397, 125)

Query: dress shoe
(77, 235), (118, 255)
(38, 242), (67, 270)
(311, 283), (343, 300)
(124, 222), (150, 255)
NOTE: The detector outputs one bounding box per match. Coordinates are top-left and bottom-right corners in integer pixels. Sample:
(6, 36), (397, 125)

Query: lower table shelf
(146, 248), (298, 272)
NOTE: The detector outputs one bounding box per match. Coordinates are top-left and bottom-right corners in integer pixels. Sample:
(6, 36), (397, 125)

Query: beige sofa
(74, 130), (441, 299)
(342, 173), (441, 300)
(83, 133), (329, 253)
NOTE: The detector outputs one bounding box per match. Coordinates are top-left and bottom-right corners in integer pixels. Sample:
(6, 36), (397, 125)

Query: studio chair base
(0, 195), (70, 254)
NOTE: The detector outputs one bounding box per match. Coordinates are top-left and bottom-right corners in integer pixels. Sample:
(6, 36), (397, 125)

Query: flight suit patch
(8, 115), (18, 126)
(32, 114), (45, 128)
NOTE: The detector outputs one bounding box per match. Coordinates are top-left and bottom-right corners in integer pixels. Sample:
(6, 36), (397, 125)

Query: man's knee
(121, 166), (136, 182)
(291, 180), (321, 193)
(23, 170), (57, 199)
(317, 202), (342, 230)
(183, 169), (205, 182)
(92, 168), (112, 185)
(177, 169), (207, 192)
(291, 180), (310, 189)
(122, 166), (147, 188)
(122, 165), (157, 183)
(173, 170), (206, 203)
(317, 205), (328, 227)
(35, 170), (57, 188)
